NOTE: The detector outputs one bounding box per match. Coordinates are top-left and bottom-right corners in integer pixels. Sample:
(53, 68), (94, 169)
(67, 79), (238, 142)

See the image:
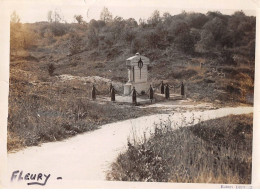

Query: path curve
(7, 106), (253, 187)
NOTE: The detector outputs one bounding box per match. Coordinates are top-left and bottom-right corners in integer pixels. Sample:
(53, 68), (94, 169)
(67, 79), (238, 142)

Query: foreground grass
(107, 113), (253, 184)
(8, 87), (158, 152)
(7, 59), (158, 152)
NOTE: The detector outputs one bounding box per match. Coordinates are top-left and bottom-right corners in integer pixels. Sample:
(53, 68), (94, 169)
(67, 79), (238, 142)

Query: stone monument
(124, 53), (150, 95)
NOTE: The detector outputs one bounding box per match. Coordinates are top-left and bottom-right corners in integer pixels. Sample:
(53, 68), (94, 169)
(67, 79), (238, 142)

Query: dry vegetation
(7, 60), (158, 151)
(107, 114), (253, 184)
(8, 10), (255, 151)
(8, 87), (158, 151)
(10, 10), (255, 105)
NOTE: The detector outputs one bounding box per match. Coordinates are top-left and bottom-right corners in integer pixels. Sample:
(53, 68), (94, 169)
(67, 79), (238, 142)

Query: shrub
(69, 33), (83, 55)
(50, 23), (69, 37)
(48, 63), (55, 76)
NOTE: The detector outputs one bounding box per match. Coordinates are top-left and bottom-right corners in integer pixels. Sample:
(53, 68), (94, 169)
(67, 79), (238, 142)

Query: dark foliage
(48, 63), (55, 76)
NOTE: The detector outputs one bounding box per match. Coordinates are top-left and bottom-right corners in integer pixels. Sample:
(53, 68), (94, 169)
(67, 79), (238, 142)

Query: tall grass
(7, 73), (156, 152)
(107, 113), (253, 184)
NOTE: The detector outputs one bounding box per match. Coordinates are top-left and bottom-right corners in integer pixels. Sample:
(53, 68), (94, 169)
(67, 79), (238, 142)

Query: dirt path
(6, 106), (253, 187)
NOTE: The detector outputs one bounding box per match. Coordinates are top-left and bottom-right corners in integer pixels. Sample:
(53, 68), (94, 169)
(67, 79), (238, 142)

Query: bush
(69, 33), (83, 55)
(50, 23), (69, 37)
(87, 29), (99, 48)
(48, 63), (55, 76)
(167, 69), (198, 79)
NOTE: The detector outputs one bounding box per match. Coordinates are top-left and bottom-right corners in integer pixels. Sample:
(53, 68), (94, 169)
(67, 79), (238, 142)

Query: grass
(7, 56), (159, 151)
(106, 113), (253, 184)
(7, 88), (158, 151)
(7, 80), (159, 151)
(150, 59), (254, 105)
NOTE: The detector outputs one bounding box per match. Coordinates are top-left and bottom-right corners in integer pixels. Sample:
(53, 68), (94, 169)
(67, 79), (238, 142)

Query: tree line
(10, 8), (256, 65)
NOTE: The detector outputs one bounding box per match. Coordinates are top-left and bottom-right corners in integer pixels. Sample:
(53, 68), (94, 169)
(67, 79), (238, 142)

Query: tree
(144, 31), (160, 49)
(125, 18), (138, 28)
(139, 18), (147, 28)
(104, 32), (114, 47)
(89, 19), (99, 29)
(11, 11), (20, 23)
(110, 16), (125, 39)
(100, 7), (113, 23)
(74, 15), (83, 24)
(168, 21), (195, 53)
(206, 11), (223, 19)
(162, 12), (172, 25)
(186, 13), (208, 29)
(167, 21), (189, 42)
(89, 19), (105, 32)
(196, 29), (215, 52)
(10, 11), (37, 53)
(203, 17), (226, 44)
(123, 28), (136, 45)
(54, 10), (62, 23)
(10, 11), (22, 54)
(155, 22), (168, 42)
(147, 10), (161, 27)
(233, 10), (246, 17)
(174, 31), (195, 53)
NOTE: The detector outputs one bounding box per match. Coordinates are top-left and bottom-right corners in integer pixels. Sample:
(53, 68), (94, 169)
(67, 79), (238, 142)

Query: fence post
(185, 84), (188, 99)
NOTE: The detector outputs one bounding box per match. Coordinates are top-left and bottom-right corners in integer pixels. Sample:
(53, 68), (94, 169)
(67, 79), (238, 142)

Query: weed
(107, 113), (253, 184)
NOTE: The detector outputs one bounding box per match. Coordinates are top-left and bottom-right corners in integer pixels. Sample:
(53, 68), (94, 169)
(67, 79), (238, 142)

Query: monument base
(124, 82), (150, 95)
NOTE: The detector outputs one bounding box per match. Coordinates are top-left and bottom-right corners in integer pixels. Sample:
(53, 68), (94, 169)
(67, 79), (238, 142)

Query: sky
(3, 0), (259, 23)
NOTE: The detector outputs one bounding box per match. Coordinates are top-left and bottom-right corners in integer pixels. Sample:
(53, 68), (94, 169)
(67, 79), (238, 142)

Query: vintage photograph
(4, 0), (257, 188)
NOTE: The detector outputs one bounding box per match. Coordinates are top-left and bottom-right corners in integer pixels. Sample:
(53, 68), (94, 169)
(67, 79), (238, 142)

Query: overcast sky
(3, 0), (258, 23)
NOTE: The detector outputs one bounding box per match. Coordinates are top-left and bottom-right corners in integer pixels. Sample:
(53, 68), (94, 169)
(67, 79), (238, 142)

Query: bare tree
(54, 10), (62, 23)
(100, 7), (113, 23)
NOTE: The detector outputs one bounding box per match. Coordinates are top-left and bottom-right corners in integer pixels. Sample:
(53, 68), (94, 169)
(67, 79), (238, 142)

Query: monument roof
(126, 53), (149, 61)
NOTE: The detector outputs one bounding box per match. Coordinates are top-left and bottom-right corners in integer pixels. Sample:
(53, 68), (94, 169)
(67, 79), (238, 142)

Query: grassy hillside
(11, 10), (255, 103)
(8, 10), (255, 151)
(107, 113), (253, 184)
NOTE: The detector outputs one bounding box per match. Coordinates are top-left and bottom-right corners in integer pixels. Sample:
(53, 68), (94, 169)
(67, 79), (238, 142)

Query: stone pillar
(124, 83), (132, 95)
(132, 66), (135, 82)
(128, 68), (131, 82)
